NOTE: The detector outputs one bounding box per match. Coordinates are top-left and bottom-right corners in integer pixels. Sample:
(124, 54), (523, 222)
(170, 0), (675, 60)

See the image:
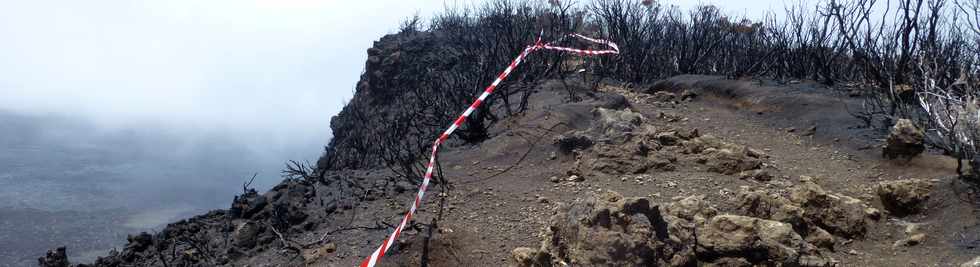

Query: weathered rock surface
(511, 247), (551, 267)
(789, 177), (871, 238)
(536, 191), (678, 266)
(736, 186), (804, 227)
(876, 179), (934, 216)
(664, 194), (718, 226)
(699, 215), (804, 264)
(682, 135), (764, 175)
(883, 119), (925, 159)
(518, 191), (837, 267)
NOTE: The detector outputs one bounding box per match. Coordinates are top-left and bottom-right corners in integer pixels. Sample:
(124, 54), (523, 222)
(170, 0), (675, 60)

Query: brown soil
(45, 75), (980, 266)
(315, 75), (977, 266)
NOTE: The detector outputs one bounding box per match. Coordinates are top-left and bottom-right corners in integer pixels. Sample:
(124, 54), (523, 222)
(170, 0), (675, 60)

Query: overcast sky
(0, 0), (785, 143)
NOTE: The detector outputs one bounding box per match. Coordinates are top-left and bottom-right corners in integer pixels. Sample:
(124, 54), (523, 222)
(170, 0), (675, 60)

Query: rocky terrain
(38, 28), (980, 267)
(40, 73), (980, 266)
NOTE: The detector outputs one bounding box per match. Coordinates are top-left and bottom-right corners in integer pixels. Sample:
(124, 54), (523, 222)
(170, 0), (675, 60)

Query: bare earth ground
(296, 75), (978, 266)
(49, 75), (979, 267)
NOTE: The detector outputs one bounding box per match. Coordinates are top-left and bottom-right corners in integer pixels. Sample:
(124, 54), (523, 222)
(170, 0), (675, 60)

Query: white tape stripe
(462, 106), (476, 117)
(367, 249), (380, 266)
(444, 123), (459, 136)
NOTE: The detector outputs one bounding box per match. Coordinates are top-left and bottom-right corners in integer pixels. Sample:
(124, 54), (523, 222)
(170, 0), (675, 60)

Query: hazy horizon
(0, 0), (783, 137)
(0, 0), (787, 265)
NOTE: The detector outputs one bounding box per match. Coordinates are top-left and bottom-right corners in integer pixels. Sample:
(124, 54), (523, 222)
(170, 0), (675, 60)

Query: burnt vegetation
(36, 1), (980, 266)
(317, 0), (980, 188)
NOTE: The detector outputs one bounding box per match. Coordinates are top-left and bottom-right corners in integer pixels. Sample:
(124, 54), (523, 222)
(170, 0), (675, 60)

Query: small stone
(894, 233), (926, 247)
(865, 207), (882, 220)
(905, 224), (920, 235)
(802, 126), (817, 136)
(738, 169), (772, 181)
(908, 233), (925, 244)
(548, 152), (558, 160)
(848, 249), (860, 255)
(568, 175), (584, 182)
(680, 90), (698, 101)
(549, 176), (561, 183)
(537, 196), (550, 204)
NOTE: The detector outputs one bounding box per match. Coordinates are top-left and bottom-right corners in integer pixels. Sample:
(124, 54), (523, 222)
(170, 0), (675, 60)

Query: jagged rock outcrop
(735, 178), (878, 249)
(516, 191), (838, 267)
(537, 191), (678, 266)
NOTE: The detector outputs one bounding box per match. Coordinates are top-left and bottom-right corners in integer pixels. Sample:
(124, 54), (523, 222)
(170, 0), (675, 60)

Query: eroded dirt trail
(365, 76), (978, 267)
(78, 76), (977, 267)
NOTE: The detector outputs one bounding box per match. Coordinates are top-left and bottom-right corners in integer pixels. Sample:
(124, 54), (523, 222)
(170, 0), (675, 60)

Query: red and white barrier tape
(359, 33), (619, 267)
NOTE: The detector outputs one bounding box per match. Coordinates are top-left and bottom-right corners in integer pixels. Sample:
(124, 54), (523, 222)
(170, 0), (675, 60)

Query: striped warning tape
(360, 33), (619, 267)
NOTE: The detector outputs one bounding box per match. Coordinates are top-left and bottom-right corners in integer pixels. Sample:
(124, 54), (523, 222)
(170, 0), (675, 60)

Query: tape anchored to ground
(360, 32), (619, 267)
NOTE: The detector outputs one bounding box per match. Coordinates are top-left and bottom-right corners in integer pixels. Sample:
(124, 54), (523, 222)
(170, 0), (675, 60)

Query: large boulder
(876, 179), (934, 216)
(789, 178), (870, 238)
(883, 119), (925, 159)
(699, 215), (805, 265)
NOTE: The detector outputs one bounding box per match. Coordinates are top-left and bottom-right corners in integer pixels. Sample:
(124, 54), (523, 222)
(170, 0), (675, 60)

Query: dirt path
(107, 76), (978, 267)
(343, 76), (979, 267)
(638, 76), (978, 266)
